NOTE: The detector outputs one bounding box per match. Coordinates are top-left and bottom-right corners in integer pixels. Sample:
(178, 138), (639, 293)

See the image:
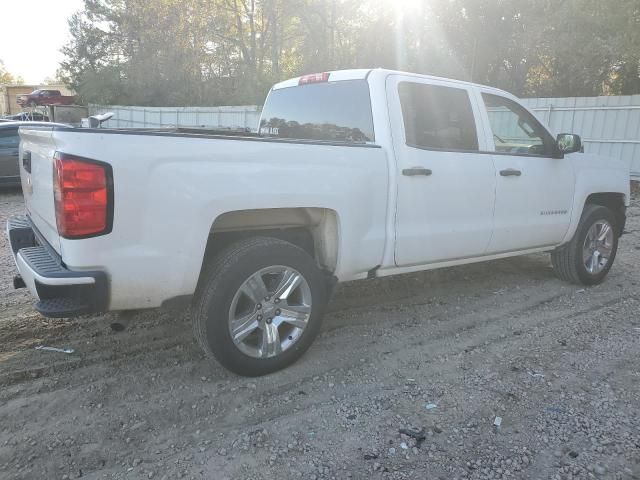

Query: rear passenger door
(387, 75), (496, 267)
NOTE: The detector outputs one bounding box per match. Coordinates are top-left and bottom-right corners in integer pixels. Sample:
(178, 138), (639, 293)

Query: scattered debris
(424, 403), (438, 410)
(576, 289), (585, 293)
(545, 406), (566, 415)
(363, 453), (378, 460)
(34, 345), (74, 354)
(528, 371), (545, 378)
(493, 416), (502, 428)
(398, 427), (426, 441)
(400, 442), (408, 450)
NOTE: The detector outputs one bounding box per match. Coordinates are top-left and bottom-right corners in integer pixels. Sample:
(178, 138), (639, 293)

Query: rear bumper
(7, 215), (109, 317)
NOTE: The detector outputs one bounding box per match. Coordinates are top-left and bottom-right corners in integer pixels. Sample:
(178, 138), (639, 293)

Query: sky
(0, 0), (84, 84)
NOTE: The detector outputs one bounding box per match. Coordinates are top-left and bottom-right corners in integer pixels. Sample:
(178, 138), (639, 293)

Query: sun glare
(387, 0), (426, 16)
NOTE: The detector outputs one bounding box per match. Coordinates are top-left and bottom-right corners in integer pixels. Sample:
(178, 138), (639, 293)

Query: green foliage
(58, 0), (640, 106)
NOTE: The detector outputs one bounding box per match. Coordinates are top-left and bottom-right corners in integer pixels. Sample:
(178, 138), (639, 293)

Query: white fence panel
(91, 96), (640, 178)
(521, 96), (640, 178)
(88, 105), (262, 131)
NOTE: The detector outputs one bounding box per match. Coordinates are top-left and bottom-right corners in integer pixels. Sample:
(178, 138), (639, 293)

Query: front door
(388, 76), (496, 267)
(478, 91), (574, 253)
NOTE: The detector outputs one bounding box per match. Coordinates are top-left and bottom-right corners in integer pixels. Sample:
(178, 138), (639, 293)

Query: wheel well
(198, 208), (339, 287)
(585, 192), (626, 235)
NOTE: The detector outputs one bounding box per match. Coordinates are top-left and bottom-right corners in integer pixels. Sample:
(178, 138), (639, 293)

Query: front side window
(398, 82), (479, 151)
(482, 93), (555, 156)
(0, 130), (19, 148)
(259, 80), (374, 143)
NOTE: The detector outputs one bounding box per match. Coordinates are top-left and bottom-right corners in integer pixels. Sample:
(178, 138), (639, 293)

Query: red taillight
(53, 153), (112, 238)
(298, 72), (330, 85)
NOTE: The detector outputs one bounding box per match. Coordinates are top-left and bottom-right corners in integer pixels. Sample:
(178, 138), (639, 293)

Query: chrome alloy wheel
(228, 266), (312, 358)
(582, 220), (614, 275)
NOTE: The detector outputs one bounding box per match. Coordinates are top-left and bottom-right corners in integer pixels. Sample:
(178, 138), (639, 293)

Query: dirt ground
(0, 186), (639, 480)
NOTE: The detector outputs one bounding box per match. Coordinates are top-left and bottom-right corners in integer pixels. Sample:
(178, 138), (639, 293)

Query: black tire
(192, 237), (327, 376)
(551, 204), (619, 285)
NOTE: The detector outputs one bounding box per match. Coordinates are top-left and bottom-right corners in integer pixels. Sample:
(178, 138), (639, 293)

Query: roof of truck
(271, 68), (511, 98)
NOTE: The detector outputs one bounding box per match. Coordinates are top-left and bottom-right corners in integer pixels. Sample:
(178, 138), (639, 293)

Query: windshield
(259, 79), (374, 143)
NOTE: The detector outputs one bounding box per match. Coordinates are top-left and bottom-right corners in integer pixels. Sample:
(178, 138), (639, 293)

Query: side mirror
(557, 133), (582, 155)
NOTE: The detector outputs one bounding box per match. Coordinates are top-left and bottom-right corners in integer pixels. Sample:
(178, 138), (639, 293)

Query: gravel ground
(0, 185), (639, 480)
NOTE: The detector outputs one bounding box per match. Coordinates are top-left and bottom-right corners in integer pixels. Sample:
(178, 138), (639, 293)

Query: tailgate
(19, 127), (61, 253)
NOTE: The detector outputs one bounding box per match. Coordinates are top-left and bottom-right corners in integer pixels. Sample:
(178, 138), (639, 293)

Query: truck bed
(45, 125), (377, 147)
(18, 124), (389, 310)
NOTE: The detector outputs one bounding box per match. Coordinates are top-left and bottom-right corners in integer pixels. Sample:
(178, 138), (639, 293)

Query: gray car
(0, 122), (66, 186)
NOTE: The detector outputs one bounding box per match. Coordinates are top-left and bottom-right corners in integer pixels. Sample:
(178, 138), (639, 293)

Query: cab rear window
(259, 80), (374, 143)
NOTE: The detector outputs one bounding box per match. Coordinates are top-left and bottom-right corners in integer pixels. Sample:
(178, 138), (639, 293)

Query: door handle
(22, 151), (31, 173)
(402, 167), (432, 177)
(499, 168), (521, 177)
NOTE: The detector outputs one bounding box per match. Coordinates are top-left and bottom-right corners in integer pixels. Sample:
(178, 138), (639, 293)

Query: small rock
(594, 464), (607, 476)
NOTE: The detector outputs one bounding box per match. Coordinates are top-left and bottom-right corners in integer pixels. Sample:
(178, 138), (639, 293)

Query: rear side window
(259, 80), (374, 143)
(398, 82), (479, 151)
(0, 130), (19, 148)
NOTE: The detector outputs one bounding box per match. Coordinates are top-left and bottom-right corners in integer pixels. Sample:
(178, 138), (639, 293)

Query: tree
(59, 0), (640, 106)
(0, 59), (23, 85)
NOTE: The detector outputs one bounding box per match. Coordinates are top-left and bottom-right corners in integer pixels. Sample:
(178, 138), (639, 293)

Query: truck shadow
(329, 253), (554, 315)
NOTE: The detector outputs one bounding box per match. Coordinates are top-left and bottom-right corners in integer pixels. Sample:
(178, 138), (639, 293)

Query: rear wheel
(192, 237), (327, 376)
(551, 205), (619, 285)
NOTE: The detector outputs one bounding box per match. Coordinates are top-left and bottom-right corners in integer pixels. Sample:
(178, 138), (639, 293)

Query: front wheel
(192, 237), (327, 376)
(551, 205), (619, 285)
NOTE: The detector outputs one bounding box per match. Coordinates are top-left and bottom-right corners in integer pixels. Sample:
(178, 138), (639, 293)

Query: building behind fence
(91, 95), (640, 179)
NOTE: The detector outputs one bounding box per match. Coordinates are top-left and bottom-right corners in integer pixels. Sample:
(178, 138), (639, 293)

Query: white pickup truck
(8, 69), (630, 376)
